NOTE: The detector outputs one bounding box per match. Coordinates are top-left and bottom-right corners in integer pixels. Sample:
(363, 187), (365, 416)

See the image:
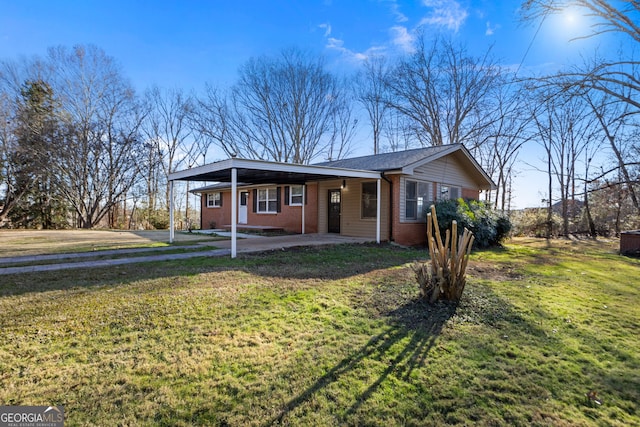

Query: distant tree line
(0, 1), (638, 235)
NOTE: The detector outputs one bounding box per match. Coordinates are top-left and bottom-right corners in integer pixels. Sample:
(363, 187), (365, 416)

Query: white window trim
(403, 178), (432, 222)
(289, 185), (303, 206)
(257, 187), (278, 214)
(207, 192), (221, 208)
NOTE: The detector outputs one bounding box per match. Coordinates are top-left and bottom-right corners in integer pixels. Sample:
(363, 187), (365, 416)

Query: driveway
(0, 233), (374, 275)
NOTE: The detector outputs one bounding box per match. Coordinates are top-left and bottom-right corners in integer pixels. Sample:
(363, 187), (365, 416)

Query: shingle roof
(314, 144), (460, 171)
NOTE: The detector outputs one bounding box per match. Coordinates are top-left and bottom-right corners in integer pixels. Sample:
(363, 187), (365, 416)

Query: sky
(0, 0), (626, 208)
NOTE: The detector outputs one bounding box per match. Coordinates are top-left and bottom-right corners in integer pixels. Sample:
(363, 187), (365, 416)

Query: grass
(0, 229), (226, 257)
(0, 238), (638, 426)
(0, 246), (218, 268)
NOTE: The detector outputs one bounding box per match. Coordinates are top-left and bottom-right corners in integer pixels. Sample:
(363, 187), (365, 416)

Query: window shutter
(252, 189), (257, 213)
(219, 192), (223, 207)
(304, 185), (308, 205)
(284, 186), (290, 205)
(276, 186), (282, 212)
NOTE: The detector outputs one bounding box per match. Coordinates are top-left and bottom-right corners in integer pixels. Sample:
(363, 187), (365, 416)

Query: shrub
(148, 211), (170, 230)
(428, 199), (511, 248)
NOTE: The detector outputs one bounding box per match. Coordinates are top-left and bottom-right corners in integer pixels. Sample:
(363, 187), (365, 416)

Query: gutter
(381, 172), (393, 242)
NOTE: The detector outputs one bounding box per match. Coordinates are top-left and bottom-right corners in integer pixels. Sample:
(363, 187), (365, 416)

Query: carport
(168, 157), (383, 258)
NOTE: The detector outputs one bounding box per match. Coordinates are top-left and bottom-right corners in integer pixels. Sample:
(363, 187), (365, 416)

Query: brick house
(170, 144), (495, 254)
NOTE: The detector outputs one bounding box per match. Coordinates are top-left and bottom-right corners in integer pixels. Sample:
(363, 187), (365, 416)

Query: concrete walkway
(0, 234), (372, 275)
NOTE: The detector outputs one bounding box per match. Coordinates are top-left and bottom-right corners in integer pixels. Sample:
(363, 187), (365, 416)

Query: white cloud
(485, 21), (500, 36)
(390, 26), (416, 53)
(318, 23), (332, 37)
(326, 37), (385, 62)
(419, 0), (468, 32)
(388, 0), (408, 23)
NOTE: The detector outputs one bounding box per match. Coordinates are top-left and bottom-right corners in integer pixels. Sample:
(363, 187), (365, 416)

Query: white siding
(412, 156), (478, 188)
(399, 155), (479, 222)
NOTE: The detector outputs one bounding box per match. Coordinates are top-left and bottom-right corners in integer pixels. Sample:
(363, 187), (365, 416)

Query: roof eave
(168, 157), (382, 183)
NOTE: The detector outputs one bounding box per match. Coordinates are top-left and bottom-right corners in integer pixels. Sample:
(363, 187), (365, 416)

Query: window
(207, 192), (222, 208)
(289, 185), (303, 205)
(438, 184), (461, 200)
(405, 180), (431, 220)
(257, 188), (278, 213)
(361, 182), (377, 219)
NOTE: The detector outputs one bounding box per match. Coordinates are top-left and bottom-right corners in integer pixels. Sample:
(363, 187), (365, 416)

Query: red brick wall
(199, 179), (480, 245)
(462, 188), (479, 199)
(389, 175), (482, 247)
(200, 193), (232, 229)
(200, 184), (318, 233)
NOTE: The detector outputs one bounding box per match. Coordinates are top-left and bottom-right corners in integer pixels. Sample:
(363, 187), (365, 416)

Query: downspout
(381, 172), (393, 242)
(199, 194), (203, 230)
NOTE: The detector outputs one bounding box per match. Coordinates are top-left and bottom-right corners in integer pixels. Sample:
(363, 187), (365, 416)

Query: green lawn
(0, 239), (638, 426)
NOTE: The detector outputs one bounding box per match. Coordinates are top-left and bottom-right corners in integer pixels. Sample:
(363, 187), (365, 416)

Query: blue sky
(0, 0), (623, 208)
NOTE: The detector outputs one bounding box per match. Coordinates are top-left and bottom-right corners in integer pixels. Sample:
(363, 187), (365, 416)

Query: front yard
(0, 238), (638, 426)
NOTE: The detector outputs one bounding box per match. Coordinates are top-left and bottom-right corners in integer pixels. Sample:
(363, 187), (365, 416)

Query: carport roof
(168, 157), (382, 184)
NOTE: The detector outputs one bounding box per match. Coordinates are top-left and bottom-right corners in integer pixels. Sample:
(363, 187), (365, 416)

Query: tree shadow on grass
(268, 298), (457, 426)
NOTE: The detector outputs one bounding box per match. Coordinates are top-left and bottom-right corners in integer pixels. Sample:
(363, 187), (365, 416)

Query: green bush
(148, 211), (170, 230)
(428, 199), (511, 248)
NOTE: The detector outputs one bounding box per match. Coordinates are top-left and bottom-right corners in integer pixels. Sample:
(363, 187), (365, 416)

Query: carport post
(301, 184), (305, 234)
(231, 168), (237, 258)
(376, 178), (381, 244)
(169, 180), (175, 243)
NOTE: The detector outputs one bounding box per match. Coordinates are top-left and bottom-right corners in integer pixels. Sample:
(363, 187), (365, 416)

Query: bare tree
(522, 1), (640, 231)
(47, 45), (146, 228)
(522, 1), (640, 109)
(228, 49), (346, 164)
(355, 56), (390, 155)
(190, 85), (240, 159)
(530, 88), (598, 236)
(325, 84), (357, 161)
(143, 86), (195, 212)
(382, 109), (417, 152)
(478, 79), (534, 211)
(581, 84), (640, 214)
(385, 35), (502, 147)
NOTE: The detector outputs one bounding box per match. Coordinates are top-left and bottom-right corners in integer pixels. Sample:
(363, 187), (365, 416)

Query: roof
(168, 157), (381, 184)
(315, 144), (457, 171)
(317, 144), (495, 189)
(170, 144), (495, 190)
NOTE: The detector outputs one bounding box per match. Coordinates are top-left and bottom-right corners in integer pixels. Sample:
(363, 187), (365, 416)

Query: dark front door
(328, 189), (341, 233)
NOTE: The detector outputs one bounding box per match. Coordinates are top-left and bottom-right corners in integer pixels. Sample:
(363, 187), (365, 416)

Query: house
(169, 144), (495, 256)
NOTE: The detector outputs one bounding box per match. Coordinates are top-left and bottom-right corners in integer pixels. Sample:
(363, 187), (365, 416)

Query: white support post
(169, 180), (175, 243)
(376, 178), (381, 244)
(231, 168), (237, 258)
(301, 185), (306, 235)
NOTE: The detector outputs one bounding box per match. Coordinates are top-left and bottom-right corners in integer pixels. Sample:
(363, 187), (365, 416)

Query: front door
(328, 189), (341, 233)
(239, 191), (248, 224)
